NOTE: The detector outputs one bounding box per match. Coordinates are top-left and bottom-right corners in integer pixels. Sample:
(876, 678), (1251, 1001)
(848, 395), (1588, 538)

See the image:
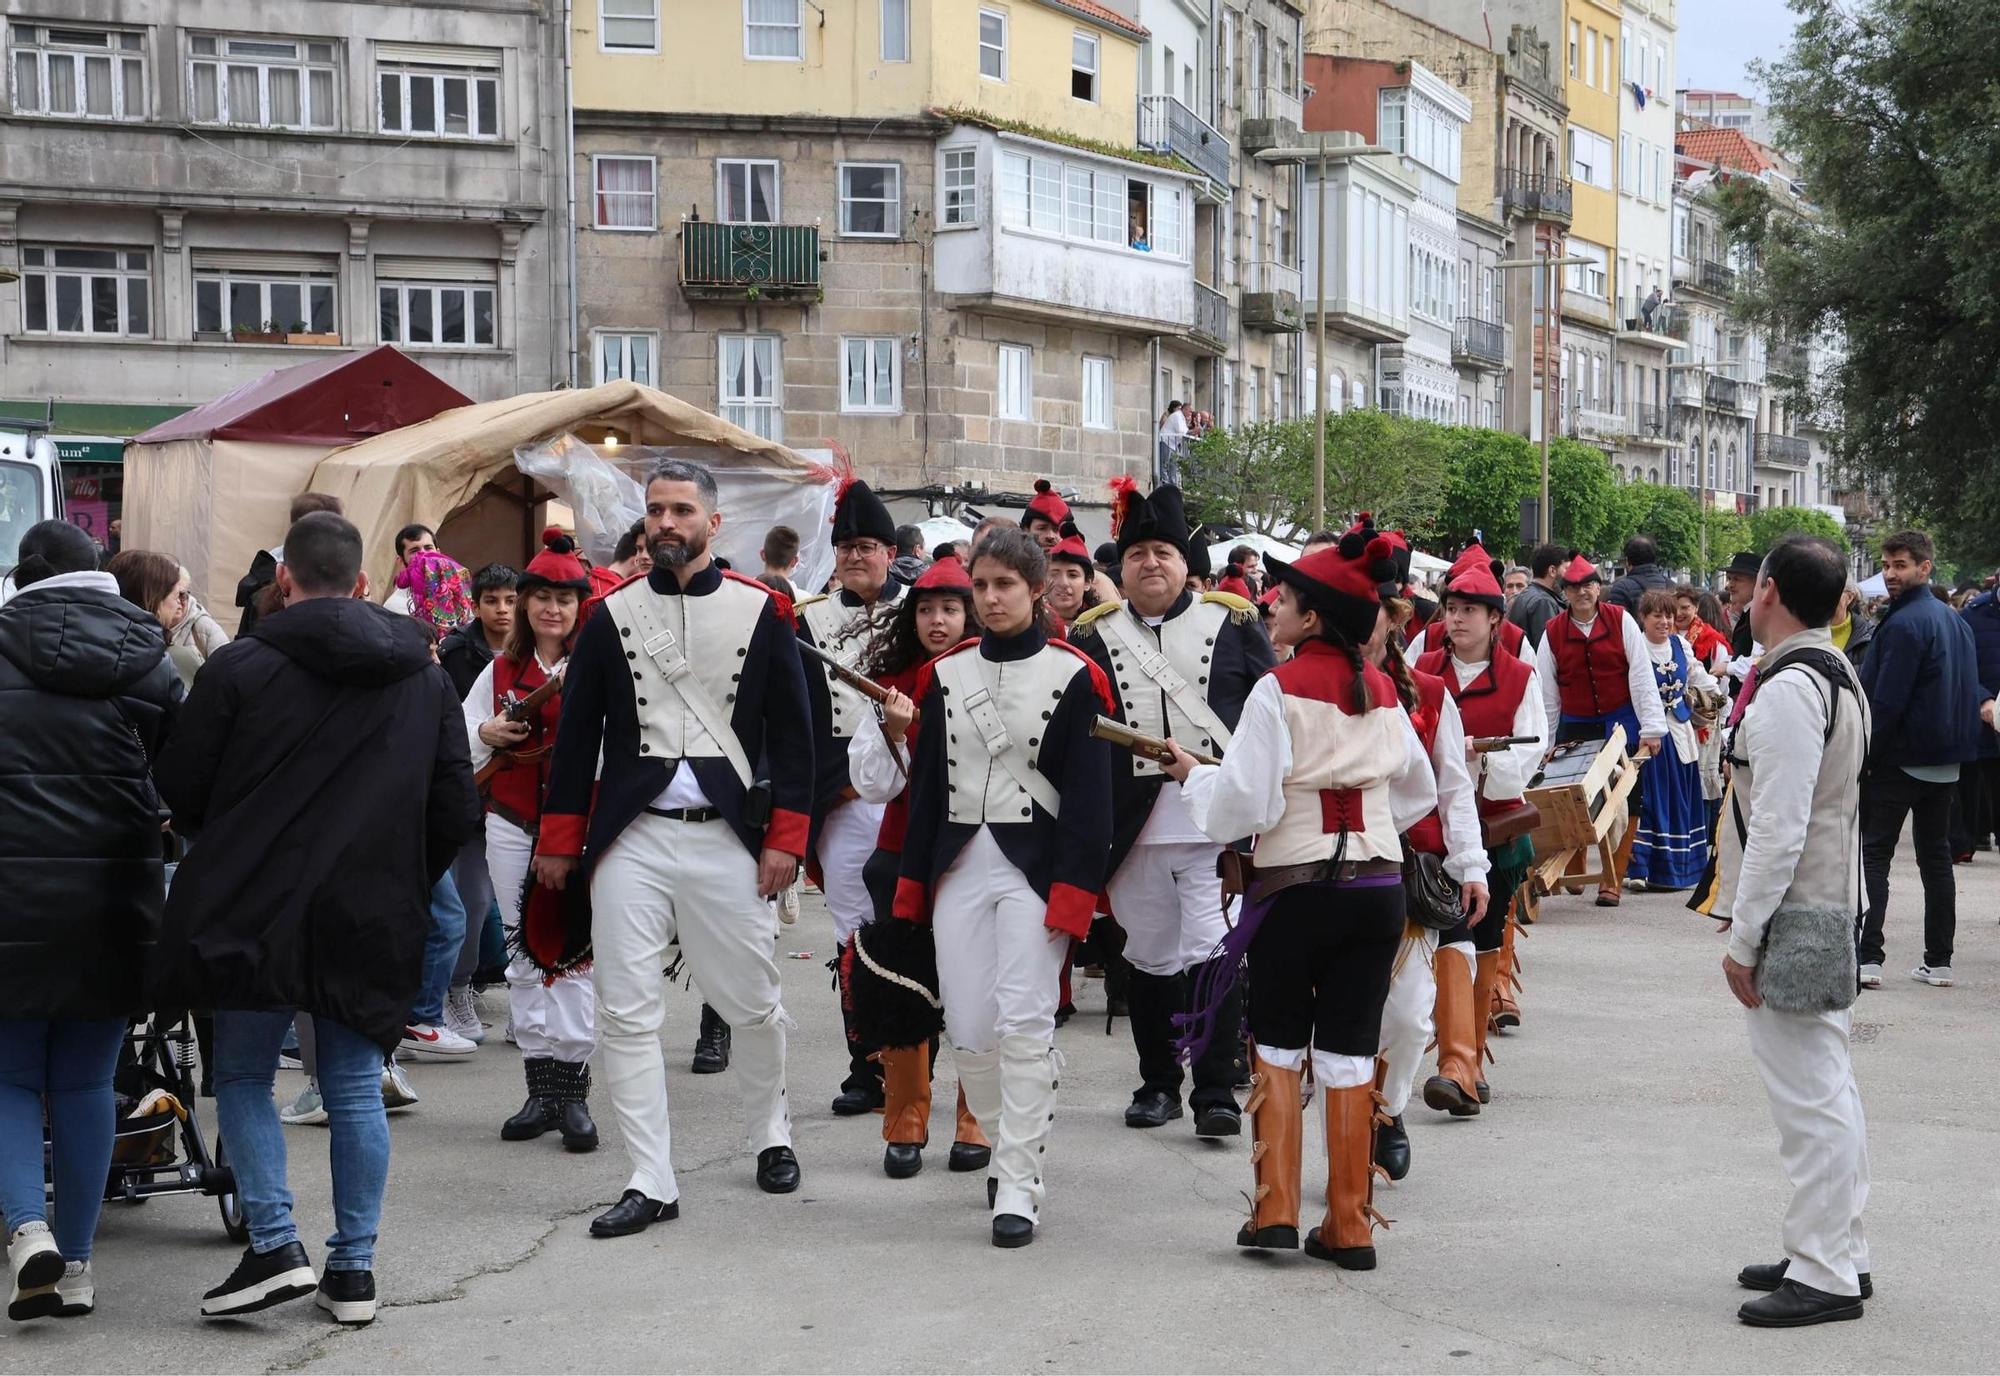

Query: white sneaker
(780, 882), (801, 925)
(1911, 964), (1954, 987)
(8, 1221), (63, 1321)
(279, 1083), (328, 1126)
(277, 1051), (304, 1071)
(444, 987), (486, 1045)
(55, 1261), (92, 1317)
(1624, 877), (1649, 892)
(503, 1015), (517, 1046)
(381, 1060), (419, 1110)
(399, 1023), (475, 1057)
(1857, 963), (1884, 989)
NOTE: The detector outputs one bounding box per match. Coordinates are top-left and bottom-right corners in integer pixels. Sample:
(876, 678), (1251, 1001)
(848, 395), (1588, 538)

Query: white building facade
(1376, 62), (1471, 423)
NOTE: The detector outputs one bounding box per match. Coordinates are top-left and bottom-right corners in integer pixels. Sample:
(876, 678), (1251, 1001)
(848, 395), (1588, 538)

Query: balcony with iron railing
(1497, 168), (1572, 223)
(1138, 94), (1231, 189)
(1241, 261), (1302, 333)
(1705, 372), (1744, 410)
(1628, 402), (1670, 443)
(1676, 256), (1736, 299)
(680, 221), (822, 301)
(1453, 316), (1505, 370)
(1755, 431), (1811, 470)
(1191, 280), (1230, 354)
(1241, 86), (1305, 157)
(1570, 404), (1629, 442)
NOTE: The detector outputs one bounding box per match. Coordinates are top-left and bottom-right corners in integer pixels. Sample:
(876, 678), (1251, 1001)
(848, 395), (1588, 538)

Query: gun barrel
(1091, 716), (1220, 768)
(800, 641), (889, 704)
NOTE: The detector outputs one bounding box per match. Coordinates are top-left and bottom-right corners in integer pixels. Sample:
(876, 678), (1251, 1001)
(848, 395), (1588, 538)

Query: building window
(841, 337), (901, 414)
(1071, 32), (1098, 102)
(594, 331), (656, 385)
(881, 0), (910, 62)
(940, 146), (978, 227)
(1601, 35), (1613, 92)
(377, 51), (499, 139)
(744, 0), (802, 61)
(194, 267), (335, 335)
(8, 23), (146, 121)
(378, 280), (496, 348)
(718, 158), (780, 223)
(18, 247), (150, 337)
(594, 156), (656, 230)
(1568, 128), (1613, 191)
(997, 343), (1032, 421)
(1567, 20), (1579, 77)
(979, 9), (1007, 82)
(188, 36), (337, 129)
(838, 163), (901, 237)
(720, 335), (783, 439)
(600, 0), (659, 51)
(1082, 355), (1112, 429)
(1582, 27), (1594, 86)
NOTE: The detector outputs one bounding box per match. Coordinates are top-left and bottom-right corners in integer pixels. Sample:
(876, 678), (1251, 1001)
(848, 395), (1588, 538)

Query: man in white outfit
(1711, 535), (1872, 1327)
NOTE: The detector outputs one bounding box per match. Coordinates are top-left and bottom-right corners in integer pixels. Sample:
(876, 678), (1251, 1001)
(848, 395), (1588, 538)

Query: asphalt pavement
(5, 844), (1996, 1375)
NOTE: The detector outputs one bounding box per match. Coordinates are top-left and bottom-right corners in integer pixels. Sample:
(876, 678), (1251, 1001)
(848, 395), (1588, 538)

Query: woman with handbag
(463, 532), (596, 1150)
(1365, 598), (1489, 1180)
(1627, 589), (1724, 893)
(1163, 533), (1436, 1271)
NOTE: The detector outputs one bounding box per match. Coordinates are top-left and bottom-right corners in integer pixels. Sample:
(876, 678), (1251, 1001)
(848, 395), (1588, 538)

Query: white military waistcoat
(935, 644), (1077, 826)
(800, 584), (905, 740)
(604, 577), (764, 766)
(1092, 599), (1234, 779)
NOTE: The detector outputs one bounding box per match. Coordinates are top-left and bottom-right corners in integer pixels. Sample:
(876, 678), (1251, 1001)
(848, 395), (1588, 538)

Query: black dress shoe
(1235, 1220), (1300, 1250)
(1739, 1258), (1871, 1300)
(1304, 1227), (1376, 1271)
(1738, 1279), (1863, 1327)
(756, 1145), (801, 1194)
(589, 1190), (677, 1238)
(1124, 1088), (1183, 1128)
(691, 1006), (731, 1074)
(501, 1097), (560, 1141)
(830, 1081), (884, 1116)
(948, 1141), (991, 1173)
(992, 1213), (1035, 1248)
(987, 1177), (998, 1208)
(1422, 1075), (1480, 1117)
(1193, 1103), (1242, 1138)
(883, 1142), (924, 1179)
(1476, 1079), (1491, 1105)
(1374, 1114), (1411, 1181)
(559, 1100), (599, 1152)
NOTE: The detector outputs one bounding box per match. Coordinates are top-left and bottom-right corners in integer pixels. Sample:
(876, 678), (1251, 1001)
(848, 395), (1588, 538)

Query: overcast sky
(1673, 0), (1801, 94)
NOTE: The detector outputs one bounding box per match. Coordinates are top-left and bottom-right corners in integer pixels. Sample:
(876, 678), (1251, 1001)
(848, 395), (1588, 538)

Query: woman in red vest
(463, 532), (597, 1151)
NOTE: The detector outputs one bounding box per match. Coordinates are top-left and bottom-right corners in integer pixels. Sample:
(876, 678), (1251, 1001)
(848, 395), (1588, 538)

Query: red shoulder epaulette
(1049, 637), (1118, 713)
(723, 568), (795, 625)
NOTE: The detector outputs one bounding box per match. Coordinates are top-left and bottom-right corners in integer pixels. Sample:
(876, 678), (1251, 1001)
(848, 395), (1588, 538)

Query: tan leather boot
(1236, 1048), (1302, 1250)
(1421, 949), (1482, 1117)
(879, 1045), (931, 1179)
(1305, 1082), (1391, 1269)
(1493, 903), (1523, 1031)
(1599, 816), (1639, 905)
(947, 1080), (992, 1173)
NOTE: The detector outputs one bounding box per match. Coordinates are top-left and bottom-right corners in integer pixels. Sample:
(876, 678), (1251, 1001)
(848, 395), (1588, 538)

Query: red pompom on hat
(1440, 562), (1507, 612)
(1265, 530), (1398, 643)
(913, 554), (972, 594)
(1022, 478), (1071, 530)
(1560, 553), (1602, 585)
(519, 526), (591, 591)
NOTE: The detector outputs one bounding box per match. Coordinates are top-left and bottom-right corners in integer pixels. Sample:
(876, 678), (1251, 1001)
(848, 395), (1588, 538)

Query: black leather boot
(550, 1060), (598, 1152)
(1123, 969), (1185, 1128)
(690, 1003), (731, 1074)
(1187, 958), (1243, 1138)
(1737, 1279), (1864, 1327)
(831, 948), (884, 1115)
(1374, 1114), (1410, 1181)
(501, 1058), (560, 1141)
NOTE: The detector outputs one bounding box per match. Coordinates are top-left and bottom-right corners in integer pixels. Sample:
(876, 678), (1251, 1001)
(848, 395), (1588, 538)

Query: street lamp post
(1496, 249), (1592, 545)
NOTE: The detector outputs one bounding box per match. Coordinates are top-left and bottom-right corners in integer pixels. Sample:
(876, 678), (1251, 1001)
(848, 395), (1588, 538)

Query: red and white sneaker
(399, 1023), (475, 1057)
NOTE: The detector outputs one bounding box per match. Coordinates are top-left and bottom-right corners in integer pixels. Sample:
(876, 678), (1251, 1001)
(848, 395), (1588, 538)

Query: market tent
(123, 347), (470, 633)
(1205, 530), (1302, 573)
(305, 380), (827, 599)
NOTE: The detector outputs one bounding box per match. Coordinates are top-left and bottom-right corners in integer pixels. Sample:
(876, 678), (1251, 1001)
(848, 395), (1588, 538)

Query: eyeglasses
(839, 541), (887, 557)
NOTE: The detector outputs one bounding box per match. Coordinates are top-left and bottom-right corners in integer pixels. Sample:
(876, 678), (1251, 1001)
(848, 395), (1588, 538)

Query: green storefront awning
(0, 399), (192, 438)
(55, 438), (127, 464)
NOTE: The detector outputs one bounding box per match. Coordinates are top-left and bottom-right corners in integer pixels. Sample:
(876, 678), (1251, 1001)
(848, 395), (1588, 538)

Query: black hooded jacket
(0, 574), (180, 1019)
(151, 597), (479, 1050)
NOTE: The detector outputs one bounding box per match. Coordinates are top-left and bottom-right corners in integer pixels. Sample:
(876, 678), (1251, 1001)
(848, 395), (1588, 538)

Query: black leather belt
(645, 805), (722, 823)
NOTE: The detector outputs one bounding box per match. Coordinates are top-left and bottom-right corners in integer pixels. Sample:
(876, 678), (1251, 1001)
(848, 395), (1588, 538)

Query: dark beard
(648, 528), (707, 569)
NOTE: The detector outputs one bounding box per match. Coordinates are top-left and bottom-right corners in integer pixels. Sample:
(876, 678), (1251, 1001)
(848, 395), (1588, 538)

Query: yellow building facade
(1562, 0), (1620, 297)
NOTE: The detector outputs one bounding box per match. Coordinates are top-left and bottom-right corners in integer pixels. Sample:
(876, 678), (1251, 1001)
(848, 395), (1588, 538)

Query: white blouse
(1644, 634), (1721, 766)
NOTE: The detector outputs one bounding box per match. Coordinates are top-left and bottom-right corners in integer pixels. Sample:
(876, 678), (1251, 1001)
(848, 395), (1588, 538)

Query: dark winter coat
(0, 572), (180, 1019)
(1960, 592), (2000, 758)
(1859, 583), (1988, 772)
(1602, 562), (1674, 615)
(438, 622), (498, 700)
(1837, 610), (1876, 676)
(151, 597), (480, 1050)
(1506, 579), (1565, 649)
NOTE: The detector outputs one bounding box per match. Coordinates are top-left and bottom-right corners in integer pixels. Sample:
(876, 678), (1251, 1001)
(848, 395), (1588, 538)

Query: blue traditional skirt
(1629, 748), (1708, 890)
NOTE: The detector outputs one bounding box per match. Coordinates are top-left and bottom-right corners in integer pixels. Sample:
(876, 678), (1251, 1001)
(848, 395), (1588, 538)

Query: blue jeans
(212, 1010), (387, 1271)
(0, 1018), (125, 1260)
(411, 872), (467, 1026)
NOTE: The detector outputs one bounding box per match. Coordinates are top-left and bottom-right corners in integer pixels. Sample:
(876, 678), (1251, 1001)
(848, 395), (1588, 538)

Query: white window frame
(187, 35), (339, 130)
(377, 279), (497, 349)
(8, 22), (147, 121)
(840, 336), (902, 415)
(837, 162), (902, 239)
(593, 155), (657, 231)
(1081, 354), (1112, 430)
(717, 158), (781, 224)
(1071, 30), (1098, 103)
(593, 330), (657, 385)
(880, 0), (910, 63)
(978, 8), (1008, 83)
(997, 343), (1032, 421)
(939, 145), (979, 228)
(17, 246), (151, 338)
(743, 0), (803, 62)
(599, 0), (660, 53)
(719, 334), (783, 439)
(194, 268), (337, 336)
(376, 55), (500, 140)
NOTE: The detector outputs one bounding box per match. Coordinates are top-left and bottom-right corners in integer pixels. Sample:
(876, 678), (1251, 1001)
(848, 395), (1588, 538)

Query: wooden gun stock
(475, 669), (563, 788)
(800, 640), (892, 706)
(1470, 734), (1538, 754)
(1091, 716), (1221, 768)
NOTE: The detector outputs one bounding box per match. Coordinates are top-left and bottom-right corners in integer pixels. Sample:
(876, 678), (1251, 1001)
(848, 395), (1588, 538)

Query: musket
(1091, 716), (1221, 768)
(474, 668), (564, 788)
(799, 640), (907, 778)
(1470, 734), (1539, 754)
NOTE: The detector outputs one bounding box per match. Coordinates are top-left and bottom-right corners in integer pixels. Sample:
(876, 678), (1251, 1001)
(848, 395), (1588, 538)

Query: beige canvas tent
(307, 381), (825, 600)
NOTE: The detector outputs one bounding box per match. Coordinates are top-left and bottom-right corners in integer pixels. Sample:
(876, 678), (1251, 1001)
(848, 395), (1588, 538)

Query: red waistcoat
(1403, 667), (1448, 856)
(870, 663), (924, 855)
(487, 654), (562, 825)
(1546, 604), (1633, 720)
(1416, 647), (1535, 816)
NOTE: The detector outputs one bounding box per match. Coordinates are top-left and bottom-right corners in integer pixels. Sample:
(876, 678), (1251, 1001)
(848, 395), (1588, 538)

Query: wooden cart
(1524, 726), (1640, 899)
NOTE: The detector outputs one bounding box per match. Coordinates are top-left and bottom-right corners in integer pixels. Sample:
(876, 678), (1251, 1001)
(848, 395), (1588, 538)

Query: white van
(0, 425), (63, 603)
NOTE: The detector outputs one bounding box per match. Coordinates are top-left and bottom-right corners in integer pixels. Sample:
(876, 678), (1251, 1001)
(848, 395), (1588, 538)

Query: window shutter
(190, 250), (339, 273)
(375, 42), (500, 68)
(375, 256), (498, 282)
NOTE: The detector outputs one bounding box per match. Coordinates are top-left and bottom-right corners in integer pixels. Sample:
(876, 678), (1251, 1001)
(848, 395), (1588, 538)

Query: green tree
(1319, 410), (1451, 539)
(1724, 0), (2000, 563)
(1546, 439), (1617, 556)
(1696, 505), (1753, 578)
(1605, 482), (1704, 570)
(1437, 428), (1540, 556)
(1179, 419), (1312, 534)
(1747, 504), (1848, 552)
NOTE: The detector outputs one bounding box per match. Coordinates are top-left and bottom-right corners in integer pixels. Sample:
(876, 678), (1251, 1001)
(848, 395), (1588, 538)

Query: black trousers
(1949, 757), (2000, 855)
(1860, 770), (1956, 969)
(1245, 882), (1405, 1057)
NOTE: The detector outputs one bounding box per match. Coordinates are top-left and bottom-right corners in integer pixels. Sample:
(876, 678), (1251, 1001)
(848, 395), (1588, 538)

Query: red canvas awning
(132, 346), (472, 446)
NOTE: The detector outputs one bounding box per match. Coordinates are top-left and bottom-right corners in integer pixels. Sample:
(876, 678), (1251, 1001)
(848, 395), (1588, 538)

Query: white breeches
(1376, 930), (1475, 1118)
(1254, 1043), (1375, 1091)
(819, 797), (886, 945)
(486, 813), (596, 1064)
(933, 827), (1069, 1053)
(590, 813), (791, 1203)
(1104, 841), (1234, 977)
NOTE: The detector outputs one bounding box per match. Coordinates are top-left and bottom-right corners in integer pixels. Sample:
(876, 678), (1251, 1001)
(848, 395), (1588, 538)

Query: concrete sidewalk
(5, 848), (1995, 1374)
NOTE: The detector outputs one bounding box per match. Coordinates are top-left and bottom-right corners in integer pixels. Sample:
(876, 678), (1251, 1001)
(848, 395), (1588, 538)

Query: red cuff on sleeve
(1044, 882), (1097, 940)
(892, 877), (931, 923)
(763, 807), (809, 859)
(539, 812), (587, 858)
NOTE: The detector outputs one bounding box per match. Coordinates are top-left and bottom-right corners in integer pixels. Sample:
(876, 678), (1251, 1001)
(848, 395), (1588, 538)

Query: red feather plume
(1108, 475), (1139, 538)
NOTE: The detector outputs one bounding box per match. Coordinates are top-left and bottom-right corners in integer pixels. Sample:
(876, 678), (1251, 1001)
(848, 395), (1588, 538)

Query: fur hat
(831, 477), (896, 546)
(1111, 479), (1192, 559)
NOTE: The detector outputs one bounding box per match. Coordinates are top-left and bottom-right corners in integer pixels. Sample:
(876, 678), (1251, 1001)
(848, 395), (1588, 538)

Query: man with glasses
(795, 479), (908, 1115)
